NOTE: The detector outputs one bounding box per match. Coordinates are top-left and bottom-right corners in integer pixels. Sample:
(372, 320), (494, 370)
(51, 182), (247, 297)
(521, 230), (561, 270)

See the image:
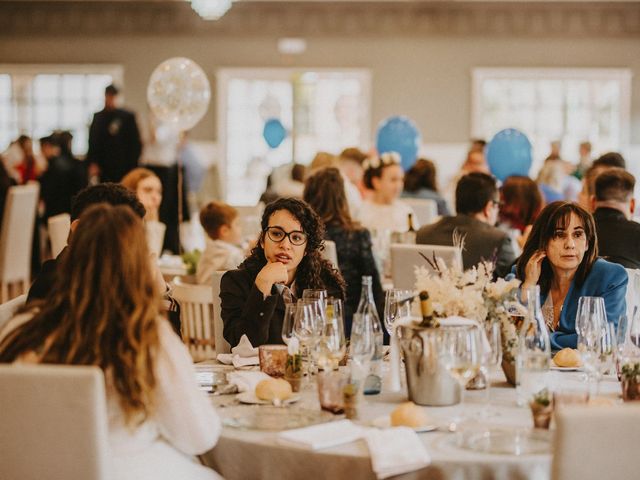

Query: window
(472, 68), (631, 171)
(0, 65), (122, 155)
(218, 68), (371, 205)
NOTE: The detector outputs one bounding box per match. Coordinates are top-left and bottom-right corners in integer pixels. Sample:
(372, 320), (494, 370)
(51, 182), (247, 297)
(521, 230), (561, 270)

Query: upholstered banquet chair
(400, 198), (438, 227)
(172, 279), (216, 362)
(625, 268), (640, 318)
(0, 364), (111, 480)
(47, 213), (71, 258)
(0, 183), (39, 302)
(322, 239), (338, 268)
(0, 293), (26, 334)
(212, 270), (230, 355)
(552, 404), (640, 480)
(390, 243), (462, 290)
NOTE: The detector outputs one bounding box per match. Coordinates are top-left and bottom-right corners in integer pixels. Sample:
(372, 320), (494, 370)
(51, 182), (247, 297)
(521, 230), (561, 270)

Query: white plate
(236, 392), (301, 405)
(370, 415), (437, 433)
(551, 364), (582, 371)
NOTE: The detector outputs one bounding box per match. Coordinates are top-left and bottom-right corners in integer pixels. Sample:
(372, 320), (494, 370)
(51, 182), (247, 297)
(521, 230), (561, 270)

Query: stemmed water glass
(383, 289), (414, 336)
(576, 297), (607, 389)
(295, 299), (323, 387)
(440, 325), (482, 428)
(317, 298), (346, 371)
(480, 321), (502, 417)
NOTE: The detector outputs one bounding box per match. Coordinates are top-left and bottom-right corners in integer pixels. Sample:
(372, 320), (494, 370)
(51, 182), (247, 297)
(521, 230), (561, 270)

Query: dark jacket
(87, 108), (142, 183)
(220, 263), (344, 348)
(416, 214), (516, 278)
(593, 207), (640, 269)
(39, 154), (87, 219)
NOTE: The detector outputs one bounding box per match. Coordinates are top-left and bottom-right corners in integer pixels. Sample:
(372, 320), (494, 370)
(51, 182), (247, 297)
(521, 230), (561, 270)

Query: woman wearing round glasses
(220, 198), (346, 347)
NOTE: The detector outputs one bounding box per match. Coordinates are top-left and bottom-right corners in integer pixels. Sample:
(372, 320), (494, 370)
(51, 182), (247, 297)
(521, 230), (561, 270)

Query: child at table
(197, 201), (246, 285)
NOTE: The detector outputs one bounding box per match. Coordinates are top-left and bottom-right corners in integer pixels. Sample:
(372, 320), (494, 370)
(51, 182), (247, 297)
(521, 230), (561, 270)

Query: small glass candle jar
(258, 344), (288, 378)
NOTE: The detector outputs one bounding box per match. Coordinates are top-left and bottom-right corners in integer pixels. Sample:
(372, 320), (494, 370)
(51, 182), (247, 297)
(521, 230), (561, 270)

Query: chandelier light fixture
(190, 0), (234, 21)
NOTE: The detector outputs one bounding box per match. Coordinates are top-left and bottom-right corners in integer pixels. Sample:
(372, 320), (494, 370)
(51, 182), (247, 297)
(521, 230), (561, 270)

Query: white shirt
(357, 200), (416, 232)
(196, 238), (246, 285)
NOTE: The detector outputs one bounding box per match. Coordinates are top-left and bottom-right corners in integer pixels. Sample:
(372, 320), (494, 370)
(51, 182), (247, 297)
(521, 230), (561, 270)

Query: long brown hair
(516, 201), (598, 293)
(404, 158), (438, 193)
(500, 176), (543, 232)
(0, 204), (161, 426)
(303, 167), (356, 231)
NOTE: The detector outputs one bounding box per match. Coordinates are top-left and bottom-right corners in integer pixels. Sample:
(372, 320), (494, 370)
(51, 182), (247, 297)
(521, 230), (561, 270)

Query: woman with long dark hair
(304, 167), (384, 336)
(402, 158), (449, 216)
(220, 197), (346, 347)
(0, 204), (222, 480)
(515, 201), (627, 350)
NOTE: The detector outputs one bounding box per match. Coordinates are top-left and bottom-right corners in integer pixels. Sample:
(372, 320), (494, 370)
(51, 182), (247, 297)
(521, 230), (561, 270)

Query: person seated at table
(27, 183), (181, 335)
(303, 167), (383, 336)
(357, 152), (416, 232)
(220, 197), (346, 347)
(0, 204), (222, 480)
(401, 158), (450, 217)
(498, 176), (544, 252)
(196, 201), (246, 285)
(416, 172), (516, 278)
(515, 201), (627, 350)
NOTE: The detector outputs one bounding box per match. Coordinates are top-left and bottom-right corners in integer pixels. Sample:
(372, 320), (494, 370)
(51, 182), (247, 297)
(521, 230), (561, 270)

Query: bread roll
(553, 348), (582, 367)
(390, 402), (430, 428)
(255, 378), (293, 401)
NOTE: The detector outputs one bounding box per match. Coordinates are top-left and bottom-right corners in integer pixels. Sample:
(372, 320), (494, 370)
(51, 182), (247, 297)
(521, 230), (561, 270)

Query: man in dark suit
(416, 172), (515, 277)
(87, 84), (142, 183)
(592, 168), (640, 269)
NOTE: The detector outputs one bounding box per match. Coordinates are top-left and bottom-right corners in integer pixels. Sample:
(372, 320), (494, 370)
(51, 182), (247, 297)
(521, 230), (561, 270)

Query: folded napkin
(216, 334), (260, 367)
(277, 419), (366, 450)
(226, 371), (270, 393)
(365, 427), (431, 479)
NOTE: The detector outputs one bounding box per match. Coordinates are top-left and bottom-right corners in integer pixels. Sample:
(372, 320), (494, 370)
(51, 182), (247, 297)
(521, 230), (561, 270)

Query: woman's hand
(523, 250), (546, 288)
(255, 261), (288, 297)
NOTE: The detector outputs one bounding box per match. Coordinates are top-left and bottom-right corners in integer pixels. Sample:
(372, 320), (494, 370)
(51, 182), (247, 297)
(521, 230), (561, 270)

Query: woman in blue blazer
(514, 201), (627, 350)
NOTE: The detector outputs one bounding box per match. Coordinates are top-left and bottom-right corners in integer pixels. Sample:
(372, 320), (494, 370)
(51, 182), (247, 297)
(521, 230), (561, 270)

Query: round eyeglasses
(264, 226), (308, 246)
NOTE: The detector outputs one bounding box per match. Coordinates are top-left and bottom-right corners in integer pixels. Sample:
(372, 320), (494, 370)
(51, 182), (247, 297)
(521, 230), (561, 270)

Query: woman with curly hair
(0, 204), (222, 480)
(304, 167), (383, 336)
(220, 197), (346, 347)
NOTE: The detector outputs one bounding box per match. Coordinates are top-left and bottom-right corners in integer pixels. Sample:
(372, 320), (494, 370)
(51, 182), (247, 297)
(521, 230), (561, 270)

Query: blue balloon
(263, 118), (286, 149)
(376, 116), (421, 170)
(486, 128), (532, 182)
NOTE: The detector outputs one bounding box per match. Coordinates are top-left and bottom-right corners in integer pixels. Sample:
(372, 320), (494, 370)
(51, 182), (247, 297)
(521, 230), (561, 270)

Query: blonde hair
(0, 204), (161, 426)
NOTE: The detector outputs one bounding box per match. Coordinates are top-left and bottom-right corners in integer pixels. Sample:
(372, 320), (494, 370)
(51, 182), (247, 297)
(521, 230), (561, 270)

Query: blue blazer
(512, 258), (628, 350)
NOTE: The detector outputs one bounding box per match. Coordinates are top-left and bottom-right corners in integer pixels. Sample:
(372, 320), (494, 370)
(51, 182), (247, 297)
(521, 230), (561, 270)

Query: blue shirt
(512, 258), (628, 350)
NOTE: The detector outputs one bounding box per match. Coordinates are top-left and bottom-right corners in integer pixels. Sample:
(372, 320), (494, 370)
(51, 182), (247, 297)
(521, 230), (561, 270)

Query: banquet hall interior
(1, 1), (640, 479)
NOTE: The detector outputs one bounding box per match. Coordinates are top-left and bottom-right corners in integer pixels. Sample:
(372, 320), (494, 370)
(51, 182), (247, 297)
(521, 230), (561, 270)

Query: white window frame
(217, 67), (372, 203)
(471, 67), (632, 155)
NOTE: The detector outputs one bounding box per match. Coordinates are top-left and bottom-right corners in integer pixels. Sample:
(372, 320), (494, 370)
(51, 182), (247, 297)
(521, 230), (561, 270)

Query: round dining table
(200, 365), (621, 480)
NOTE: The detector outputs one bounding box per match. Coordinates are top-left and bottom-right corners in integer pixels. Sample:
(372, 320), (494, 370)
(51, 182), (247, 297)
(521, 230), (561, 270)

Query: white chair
(0, 364), (111, 480)
(0, 293), (26, 334)
(234, 203), (265, 240)
(47, 213), (70, 258)
(0, 183), (39, 302)
(145, 220), (166, 257)
(625, 268), (640, 318)
(172, 280), (216, 361)
(552, 404), (640, 480)
(390, 243), (462, 290)
(322, 240), (338, 268)
(212, 270), (230, 354)
(400, 198), (438, 227)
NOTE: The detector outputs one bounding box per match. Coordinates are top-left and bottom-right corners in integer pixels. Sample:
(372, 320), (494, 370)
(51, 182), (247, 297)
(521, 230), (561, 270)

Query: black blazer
(594, 207), (640, 269)
(220, 264), (344, 348)
(416, 214), (516, 278)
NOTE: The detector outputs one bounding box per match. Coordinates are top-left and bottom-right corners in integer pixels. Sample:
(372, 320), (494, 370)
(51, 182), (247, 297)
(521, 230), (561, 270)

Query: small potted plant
(529, 388), (553, 429)
(620, 363), (640, 401)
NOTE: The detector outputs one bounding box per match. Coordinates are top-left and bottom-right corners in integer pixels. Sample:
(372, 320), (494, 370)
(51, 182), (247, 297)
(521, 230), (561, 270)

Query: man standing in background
(87, 84), (142, 183)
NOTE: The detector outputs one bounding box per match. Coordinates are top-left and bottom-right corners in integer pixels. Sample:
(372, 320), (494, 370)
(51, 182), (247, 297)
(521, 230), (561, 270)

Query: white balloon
(147, 57), (211, 131)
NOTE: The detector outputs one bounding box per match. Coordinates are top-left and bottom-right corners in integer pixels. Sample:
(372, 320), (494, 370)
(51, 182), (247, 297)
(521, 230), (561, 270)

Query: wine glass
(383, 289), (414, 336)
(281, 303), (297, 346)
(598, 322), (616, 380)
(317, 298), (346, 371)
(349, 312), (375, 385)
(576, 297), (606, 390)
(295, 300), (323, 386)
(302, 289), (328, 318)
(440, 326), (481, 428)
(480, 321), (502, 417)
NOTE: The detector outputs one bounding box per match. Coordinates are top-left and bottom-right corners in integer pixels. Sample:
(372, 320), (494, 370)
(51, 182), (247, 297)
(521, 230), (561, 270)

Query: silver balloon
(147, 57), (211, 131)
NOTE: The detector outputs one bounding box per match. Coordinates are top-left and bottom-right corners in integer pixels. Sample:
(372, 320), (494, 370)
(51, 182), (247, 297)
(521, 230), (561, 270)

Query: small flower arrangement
(413, 248), (522, 362)
(362, 151), (401, 171)
(620, 362), (640, 402)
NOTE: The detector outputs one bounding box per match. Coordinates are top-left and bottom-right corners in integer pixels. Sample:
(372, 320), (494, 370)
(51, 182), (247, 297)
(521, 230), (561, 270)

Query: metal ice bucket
(397, 324), (461, 406)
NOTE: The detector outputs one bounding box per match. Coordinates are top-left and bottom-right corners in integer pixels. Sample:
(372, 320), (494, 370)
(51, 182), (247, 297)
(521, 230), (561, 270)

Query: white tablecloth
(201, 366), (621, 480)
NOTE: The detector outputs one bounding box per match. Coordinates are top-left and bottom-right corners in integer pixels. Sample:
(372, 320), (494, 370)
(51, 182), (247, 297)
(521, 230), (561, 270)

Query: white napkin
(216, 334), (260, 367)
(277, 419), (366, 450)
(226, 371), (270, 393)
(365, 427), (431, 479)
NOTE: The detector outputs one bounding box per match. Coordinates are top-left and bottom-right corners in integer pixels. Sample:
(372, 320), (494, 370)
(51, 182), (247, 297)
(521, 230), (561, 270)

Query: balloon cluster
(147, 57), (211, 132)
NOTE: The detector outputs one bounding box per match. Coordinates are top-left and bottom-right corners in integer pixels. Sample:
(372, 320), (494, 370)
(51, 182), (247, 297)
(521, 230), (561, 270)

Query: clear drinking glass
(576, 297), (607, 388)
(383, 289), (414, 336)
(317, 298), (347, 371)
(350, 312), (375, 384)
(281, 303), (297, 345)
(293, 300), (319, 387)
(481, 322), (502, 417)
